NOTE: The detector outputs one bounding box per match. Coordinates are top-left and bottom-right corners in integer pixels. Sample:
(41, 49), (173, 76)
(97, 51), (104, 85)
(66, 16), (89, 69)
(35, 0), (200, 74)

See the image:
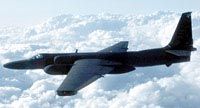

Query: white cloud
(0, 11), (200, 108)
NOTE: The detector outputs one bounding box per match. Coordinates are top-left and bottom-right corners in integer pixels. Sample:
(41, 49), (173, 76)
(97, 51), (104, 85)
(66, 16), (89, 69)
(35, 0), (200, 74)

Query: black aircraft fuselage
(3, 47), (192, 75)
(3, 12), (197, 96)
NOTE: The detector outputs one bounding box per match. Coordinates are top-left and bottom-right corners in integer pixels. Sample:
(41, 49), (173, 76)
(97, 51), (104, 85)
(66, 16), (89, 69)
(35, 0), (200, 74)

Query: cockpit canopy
(31, 54), (43, 60)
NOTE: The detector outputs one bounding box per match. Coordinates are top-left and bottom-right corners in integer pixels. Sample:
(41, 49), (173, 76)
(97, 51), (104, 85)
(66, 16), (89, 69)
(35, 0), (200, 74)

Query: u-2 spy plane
(4, 12), (196, 96)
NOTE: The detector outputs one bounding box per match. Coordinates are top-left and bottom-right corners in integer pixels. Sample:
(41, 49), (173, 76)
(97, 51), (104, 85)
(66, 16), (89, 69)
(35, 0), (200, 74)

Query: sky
(1, 1), (200, 107)
(0, 10), (200, 107)
(0, 0), (200, 26)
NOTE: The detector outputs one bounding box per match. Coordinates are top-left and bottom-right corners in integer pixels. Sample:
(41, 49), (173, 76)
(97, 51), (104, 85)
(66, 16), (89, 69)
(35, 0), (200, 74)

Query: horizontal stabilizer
(165, 50), (191, 56)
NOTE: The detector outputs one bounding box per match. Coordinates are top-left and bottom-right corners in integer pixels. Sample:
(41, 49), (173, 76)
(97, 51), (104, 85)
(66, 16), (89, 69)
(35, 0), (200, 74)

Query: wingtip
(57, 90), (77, 96)
(118, 41), (129, 45)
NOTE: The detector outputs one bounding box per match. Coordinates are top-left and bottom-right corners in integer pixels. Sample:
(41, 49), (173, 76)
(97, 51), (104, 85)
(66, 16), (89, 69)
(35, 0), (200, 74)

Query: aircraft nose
(3, 62), (13, 69)
(3, 60), (30, 69)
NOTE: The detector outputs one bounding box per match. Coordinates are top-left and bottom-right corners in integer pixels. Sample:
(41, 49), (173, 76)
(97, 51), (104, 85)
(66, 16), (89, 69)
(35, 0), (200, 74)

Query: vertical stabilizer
(167, 12), (196, 51)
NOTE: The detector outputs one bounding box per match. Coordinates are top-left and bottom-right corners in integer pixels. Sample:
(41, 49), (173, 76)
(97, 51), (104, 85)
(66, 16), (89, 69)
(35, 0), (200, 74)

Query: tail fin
(166, 12), (196, 51)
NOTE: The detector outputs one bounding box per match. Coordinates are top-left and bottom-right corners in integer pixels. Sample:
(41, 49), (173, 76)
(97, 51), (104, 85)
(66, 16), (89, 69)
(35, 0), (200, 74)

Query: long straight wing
(98, 41), (128, 52)
(57, 59), (114, 96)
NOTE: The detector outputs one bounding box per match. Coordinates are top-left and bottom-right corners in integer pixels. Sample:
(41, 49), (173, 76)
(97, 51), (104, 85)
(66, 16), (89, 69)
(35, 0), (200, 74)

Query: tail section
(166, 12), (196, 51)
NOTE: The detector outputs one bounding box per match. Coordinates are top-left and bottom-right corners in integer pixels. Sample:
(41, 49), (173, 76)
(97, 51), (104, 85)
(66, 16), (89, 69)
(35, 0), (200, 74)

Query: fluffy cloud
(0, 11), (200, 108)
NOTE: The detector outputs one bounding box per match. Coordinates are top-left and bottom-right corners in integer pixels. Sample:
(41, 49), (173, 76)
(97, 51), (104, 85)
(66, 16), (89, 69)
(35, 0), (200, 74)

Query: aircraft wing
(57, 59), (114, 96)
(98, 41), (128, 52)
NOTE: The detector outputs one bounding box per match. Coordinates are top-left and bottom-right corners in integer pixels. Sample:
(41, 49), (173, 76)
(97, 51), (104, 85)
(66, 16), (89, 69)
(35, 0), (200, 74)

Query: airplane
(3, 12), (196, 96)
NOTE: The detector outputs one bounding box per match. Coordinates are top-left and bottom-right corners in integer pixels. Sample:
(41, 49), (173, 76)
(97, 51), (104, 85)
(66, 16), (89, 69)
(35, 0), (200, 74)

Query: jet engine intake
(44, 64), (72, 75)
(54, 55), (76, 64)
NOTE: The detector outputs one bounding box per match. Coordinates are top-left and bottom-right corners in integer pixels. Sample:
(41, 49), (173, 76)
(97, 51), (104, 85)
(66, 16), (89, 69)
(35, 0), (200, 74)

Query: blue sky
(0, 0), (199, 26)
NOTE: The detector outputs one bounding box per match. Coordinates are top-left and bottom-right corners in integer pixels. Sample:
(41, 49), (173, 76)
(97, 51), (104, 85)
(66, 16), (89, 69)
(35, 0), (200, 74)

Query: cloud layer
(0, 11), (200, 108)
